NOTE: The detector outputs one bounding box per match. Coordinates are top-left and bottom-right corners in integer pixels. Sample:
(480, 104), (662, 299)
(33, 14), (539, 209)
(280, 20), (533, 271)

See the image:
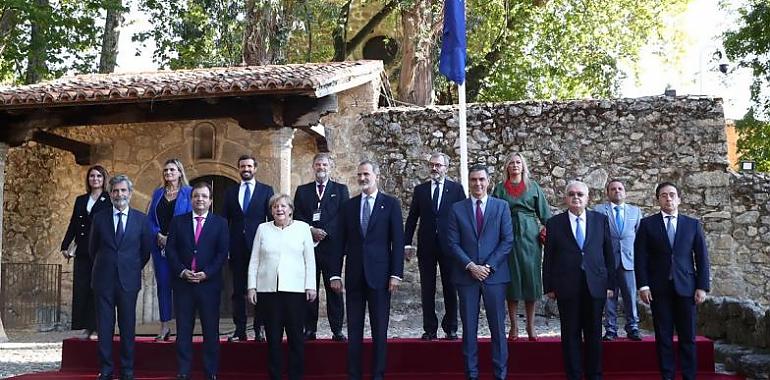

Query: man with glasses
(404, 152), (466, 340)
(543, 180), (615, 380)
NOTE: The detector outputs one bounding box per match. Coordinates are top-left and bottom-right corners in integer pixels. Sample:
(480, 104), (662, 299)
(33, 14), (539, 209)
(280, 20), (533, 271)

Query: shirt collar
(471, 194), (488, 204)
(316, 179), (329, 187)
(362, 190), (378, 200)
(661, 211), (678, 218)
(112, 206), (127, 215)
(193, 211), (209, 219)
(568, 210), (586, 221)
(242, 179), (256, 186)
(611, 202), (624, 209)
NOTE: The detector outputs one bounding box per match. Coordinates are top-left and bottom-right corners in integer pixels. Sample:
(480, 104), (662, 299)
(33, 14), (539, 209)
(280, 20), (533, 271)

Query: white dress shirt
(112, 206), (128, 233)
(639, 211), (679, 292)
(238, 179), (256, 210)
(568, 210), (586, 240)
(431, 179), (444, 207)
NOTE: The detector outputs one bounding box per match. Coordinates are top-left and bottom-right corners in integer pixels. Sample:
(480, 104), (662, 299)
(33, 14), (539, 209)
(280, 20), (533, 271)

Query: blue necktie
(575, 217), (584, 249)
(666, 215), (675, 246)
(614, 205), (624, 232)
(115, 212), (125, 242)
(432, 181), (440, 213)
(242, 182), (251, 212)
(361, 196), (371, 235)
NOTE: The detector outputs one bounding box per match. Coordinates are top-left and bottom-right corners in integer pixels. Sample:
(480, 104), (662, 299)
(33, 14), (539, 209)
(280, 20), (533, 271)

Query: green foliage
(0, 0), (105, 84)
(722, 0), (770, 172)
(461, 0), (689, 102)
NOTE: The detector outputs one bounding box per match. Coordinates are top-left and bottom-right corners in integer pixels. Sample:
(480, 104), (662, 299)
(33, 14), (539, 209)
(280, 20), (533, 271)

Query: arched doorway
(190, 174), (238, 317)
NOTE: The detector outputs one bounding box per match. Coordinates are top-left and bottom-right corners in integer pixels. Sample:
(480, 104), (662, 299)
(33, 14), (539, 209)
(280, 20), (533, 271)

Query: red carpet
(9, 336), (743, 379)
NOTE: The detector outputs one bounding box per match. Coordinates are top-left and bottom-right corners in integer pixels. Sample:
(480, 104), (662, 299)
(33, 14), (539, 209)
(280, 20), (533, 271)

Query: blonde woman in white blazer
(247, 193), (317, 380)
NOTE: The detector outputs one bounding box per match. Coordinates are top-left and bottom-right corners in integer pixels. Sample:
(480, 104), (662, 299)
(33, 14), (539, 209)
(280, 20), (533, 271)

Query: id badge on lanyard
(313, 184), (324, 222)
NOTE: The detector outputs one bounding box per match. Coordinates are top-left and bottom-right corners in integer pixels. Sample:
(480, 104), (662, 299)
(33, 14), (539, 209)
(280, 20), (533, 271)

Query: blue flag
(439, 0), (467, 84)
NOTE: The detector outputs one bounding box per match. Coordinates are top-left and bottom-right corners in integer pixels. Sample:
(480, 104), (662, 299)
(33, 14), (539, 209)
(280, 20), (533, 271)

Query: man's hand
(247, 288), (257, 305)
(389, 278), (401, 293)
(546, 291), (556, 300)
(639, 288), (653, 304)
(182, 269), (198, 283)
(606, 289), (614, 299)
(60, 250), (72, 261)
(404, 245), (417, 261)
(330, 279), (343, 293)
(694, 289), (707, 305)
(306, 289), (317, 302)
(310, 227), (327, 242)
(192, 271), (207, 282)
(467, 263), (491, 281)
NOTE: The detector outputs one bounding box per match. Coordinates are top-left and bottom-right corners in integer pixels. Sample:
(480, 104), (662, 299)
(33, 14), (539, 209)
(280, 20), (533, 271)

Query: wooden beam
(31, 131), (92, 165)
(298, 125), (329, 152)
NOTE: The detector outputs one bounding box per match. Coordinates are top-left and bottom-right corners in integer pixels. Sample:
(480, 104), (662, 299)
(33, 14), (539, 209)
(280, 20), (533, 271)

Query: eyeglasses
(567, 191), (585, 197)
(429, 163), (446, 168)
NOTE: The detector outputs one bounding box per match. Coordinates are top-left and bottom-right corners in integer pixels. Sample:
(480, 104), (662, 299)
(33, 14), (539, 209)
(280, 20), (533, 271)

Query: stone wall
(358, 96), (769, 306)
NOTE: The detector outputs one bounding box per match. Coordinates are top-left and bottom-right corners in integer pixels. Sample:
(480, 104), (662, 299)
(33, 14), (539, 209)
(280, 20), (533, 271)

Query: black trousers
(556, 271), (606, 380)
(651, 280), (697, 380)
(305, 252), (345, 335)
(417, 244), (458, 335)
(95, 286), (138, 378)
(260, 291), (306, 380)
(230, 256), (262, 335)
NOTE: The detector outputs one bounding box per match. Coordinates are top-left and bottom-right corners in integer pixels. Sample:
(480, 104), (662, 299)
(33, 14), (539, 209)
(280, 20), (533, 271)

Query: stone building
(0, 60), (768, 343)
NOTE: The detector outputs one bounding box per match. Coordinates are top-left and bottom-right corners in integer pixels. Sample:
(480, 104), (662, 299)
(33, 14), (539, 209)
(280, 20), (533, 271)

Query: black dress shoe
(602, 333), (617, 341)
(627, 331), (643, 341)
(255, 328), (266, 342)
(304, 331), (317, 341)
(175, 374), (191, 380)
(228, 333), (247, 342)
(332, 333), (347, 341)
(119, 374), (134, 380)
(421, 332), (437, 340)
(206, 374), (217, 380)
(444, 332), (459, 340)
(96, 373), (112, 380)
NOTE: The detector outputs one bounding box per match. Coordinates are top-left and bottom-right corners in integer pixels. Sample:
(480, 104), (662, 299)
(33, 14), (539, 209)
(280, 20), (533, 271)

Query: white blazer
(247, 220), (316, 293)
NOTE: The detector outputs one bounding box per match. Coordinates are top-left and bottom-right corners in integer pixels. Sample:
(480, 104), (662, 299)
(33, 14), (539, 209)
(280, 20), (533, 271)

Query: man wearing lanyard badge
(293, 153), (350, 341)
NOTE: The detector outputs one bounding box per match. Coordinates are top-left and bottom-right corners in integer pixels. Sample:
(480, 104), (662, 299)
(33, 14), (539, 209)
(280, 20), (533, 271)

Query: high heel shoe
(155, 329), (171, 342)
(525, 326), (538, 342)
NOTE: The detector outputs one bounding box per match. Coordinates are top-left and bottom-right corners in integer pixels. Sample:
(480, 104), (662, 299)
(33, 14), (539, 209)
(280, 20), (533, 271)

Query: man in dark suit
(330, 159), (404, 380)
(635, 182), (710, 380)
(222, 154), (274, 342)
(405, 152), (466, 340)
(293, 152), (349, 341)
(165, 182), (229, 380)
(543, 180), (615, 380)
(446, 164), (513, 380)
(89, 175), (152, 380)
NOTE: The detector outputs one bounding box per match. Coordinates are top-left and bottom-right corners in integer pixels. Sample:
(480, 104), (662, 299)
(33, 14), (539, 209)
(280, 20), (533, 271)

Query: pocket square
(330, 194), (336, 197)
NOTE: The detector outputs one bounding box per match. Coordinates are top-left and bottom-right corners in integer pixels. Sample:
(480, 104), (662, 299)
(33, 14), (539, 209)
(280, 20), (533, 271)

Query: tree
(98, 0), (125, 73)
(723, 0), (770, 171)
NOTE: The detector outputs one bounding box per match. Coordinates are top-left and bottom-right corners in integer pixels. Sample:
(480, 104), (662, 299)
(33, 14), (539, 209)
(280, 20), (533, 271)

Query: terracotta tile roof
(0, 60), (383, 109)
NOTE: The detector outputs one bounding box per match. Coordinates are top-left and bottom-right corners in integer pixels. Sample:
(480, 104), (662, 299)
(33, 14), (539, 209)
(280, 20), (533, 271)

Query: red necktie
(192, 216), (204, 271)
(475, 199), (484, 236)
(318, 183), (325, 197)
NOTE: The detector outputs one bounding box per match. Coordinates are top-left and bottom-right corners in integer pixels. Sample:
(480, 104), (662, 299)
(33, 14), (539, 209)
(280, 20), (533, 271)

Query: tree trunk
(0, 8), (17, 57)
(397, 0), (437, 105)
(25, 0), (49, 84)
(243, 0), (292, 65)
(333, 0), (401, 62)
(99, 0), (124, 74)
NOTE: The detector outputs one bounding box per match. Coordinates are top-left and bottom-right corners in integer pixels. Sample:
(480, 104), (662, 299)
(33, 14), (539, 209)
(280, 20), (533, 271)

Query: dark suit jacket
(89, 208), (152, 293)
(543, 210), (616, 299)
(634, 213), (710, 297)
(333, 192), (405, 290)
(222, 181), (274, 258)
(293, 180), (350, 263)
(61, 192), (111, 254)
(405, 179), (466, 255)
(446, 197), (513, 285)
(165, 212), (230, 288)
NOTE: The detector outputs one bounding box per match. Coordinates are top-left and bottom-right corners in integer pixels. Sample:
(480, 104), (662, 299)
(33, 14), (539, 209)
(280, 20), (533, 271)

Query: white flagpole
(458, 81), (468, 195)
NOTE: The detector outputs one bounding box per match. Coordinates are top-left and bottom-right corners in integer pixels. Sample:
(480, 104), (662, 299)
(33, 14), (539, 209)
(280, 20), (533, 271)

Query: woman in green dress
(492, 152), (552, 341)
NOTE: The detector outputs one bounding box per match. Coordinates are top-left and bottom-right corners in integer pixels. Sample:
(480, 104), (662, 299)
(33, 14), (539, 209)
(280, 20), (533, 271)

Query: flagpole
(458, 81), (468, 195)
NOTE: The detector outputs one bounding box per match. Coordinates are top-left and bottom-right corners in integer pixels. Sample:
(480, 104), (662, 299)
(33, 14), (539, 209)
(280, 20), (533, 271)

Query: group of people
(61, 151), (710, 380)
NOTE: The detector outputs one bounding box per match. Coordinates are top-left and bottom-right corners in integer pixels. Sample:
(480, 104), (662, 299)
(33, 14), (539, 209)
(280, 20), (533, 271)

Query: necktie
(318, 183), (325, 199)
(432, 181), (440, 213)
(475, 199), (484, 236)
(666, 215), (676, 246)
(242, 182), (252, 212)
(192, 216), (204, 271)
(361, 195), (371, 235)
(575, 217), (585, 249)
(115, 212), (125, 242)
(614, 205), (624, 232)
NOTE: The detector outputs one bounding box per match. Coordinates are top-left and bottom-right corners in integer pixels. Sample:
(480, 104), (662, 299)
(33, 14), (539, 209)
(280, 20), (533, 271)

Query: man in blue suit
(635, 182), (710, 380)
(543, 180), (615, 380)
(293, 152), (349, 341)
(222, 154), (274, 342)
(405, 152), (466, 341)
(330, 159), (404, 380)
(166, 182), (229, 380)
(594, 179), (643, 341)
(446, 164), (513, 380)
(89, 175), (152, 380)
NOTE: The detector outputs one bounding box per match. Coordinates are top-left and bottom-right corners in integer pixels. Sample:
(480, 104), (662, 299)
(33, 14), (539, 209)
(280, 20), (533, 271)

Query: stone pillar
(0, 142), (9, 342)
(274, 127), (295, 195)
